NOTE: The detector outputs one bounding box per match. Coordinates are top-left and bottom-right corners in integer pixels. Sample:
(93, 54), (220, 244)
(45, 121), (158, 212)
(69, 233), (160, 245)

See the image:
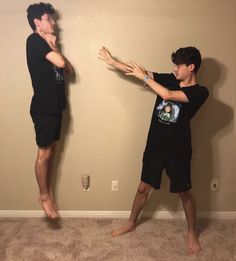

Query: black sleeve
(181, 85), (209, 109)
(27, 34), (52, 58)
(153, 73), (177, 89)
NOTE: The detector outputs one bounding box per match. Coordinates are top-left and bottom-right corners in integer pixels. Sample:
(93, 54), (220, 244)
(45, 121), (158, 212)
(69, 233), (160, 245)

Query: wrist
(143, 75), (150, 82)
(143, 75), (150, 89)
(110, 58), (117, 66)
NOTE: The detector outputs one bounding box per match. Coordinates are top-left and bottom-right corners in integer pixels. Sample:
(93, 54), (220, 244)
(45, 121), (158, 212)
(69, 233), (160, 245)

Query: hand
(40, 32), (58, 51)
(99, 46), (115, 65)
(125, 62), (146, 81)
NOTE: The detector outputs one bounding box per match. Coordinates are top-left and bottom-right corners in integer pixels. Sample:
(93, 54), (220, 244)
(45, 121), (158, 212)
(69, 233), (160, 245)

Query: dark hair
(171, 47), (201, 73)
(27, 2), (55, 31)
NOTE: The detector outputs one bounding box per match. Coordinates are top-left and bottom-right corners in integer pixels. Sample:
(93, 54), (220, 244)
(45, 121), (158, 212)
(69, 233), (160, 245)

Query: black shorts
(141, 150), (192, 193)
(30, 113), (62, 147)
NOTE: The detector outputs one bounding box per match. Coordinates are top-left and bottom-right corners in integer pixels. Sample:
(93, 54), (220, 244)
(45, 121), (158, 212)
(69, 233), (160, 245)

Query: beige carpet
(0, 217), (235, 261)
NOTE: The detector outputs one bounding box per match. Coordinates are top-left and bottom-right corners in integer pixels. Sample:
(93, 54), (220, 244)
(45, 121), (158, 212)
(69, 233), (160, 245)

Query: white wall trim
(0, 210), (235, 219)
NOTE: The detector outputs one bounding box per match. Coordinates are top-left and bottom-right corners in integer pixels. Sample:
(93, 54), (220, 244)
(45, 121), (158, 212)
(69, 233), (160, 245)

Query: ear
(188, 64), (195, 72)
(33, 18), (40, 28)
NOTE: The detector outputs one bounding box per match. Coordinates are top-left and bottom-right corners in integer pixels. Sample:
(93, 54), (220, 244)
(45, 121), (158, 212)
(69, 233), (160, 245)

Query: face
(165, 106), (171, 113)
(34, 13), (56, 34)
(173, 64), (193, 80)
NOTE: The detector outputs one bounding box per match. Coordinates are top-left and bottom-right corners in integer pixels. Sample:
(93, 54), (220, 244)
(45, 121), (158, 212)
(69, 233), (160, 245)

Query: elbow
(57, 59), (66, 68)
(162, 90), (172, 101)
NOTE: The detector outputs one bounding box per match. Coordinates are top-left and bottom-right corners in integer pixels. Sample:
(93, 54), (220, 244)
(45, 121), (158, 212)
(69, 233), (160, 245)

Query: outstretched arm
(126, 62), (189, 103)
(98, 47), (187, 102)
(99, 47), (131, 72)
(99, 47), (154, 79)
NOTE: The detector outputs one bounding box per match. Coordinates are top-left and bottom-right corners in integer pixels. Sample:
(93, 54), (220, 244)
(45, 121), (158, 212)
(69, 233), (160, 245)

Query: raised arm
(98, 47), (187, 102)
(99, 47), (130, 72)
(99, 47), (154, 80)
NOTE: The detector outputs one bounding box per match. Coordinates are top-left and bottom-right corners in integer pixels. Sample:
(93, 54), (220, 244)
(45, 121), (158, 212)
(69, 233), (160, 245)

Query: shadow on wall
(191, 58), (233, 213)
(140, 58), (234, 219)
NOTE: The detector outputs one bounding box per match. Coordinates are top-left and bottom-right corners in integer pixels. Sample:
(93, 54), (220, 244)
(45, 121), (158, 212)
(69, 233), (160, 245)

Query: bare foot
(188, 231), (201, 255)
(112, 221), (136, 237)
(38, 195), (58, 219)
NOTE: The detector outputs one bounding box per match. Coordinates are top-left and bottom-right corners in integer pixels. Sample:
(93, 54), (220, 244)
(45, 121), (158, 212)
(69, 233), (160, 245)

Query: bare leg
(47, 144), (57, 209)
(112, 181), (152, 237)
(178, 191), (201, 255)
(35, 144), (58, 219)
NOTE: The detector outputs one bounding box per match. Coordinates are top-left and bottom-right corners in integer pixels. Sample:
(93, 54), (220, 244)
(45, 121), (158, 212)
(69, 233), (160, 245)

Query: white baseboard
(0, 210), (235, 219)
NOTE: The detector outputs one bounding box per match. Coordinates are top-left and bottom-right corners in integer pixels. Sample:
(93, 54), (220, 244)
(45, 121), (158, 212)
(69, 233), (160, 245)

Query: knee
(37, 147), (53, 163)
(137, 182), (152, 195)
(178, 191), (192, 203)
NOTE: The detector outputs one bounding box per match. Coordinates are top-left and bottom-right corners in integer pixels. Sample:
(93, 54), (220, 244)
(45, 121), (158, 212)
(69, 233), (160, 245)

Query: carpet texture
(0, 218), (235, 261)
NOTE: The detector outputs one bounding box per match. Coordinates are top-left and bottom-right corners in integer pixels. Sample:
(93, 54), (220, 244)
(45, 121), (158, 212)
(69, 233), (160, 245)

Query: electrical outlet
(210, 179), (219, 192)
(112, 181), (119, 192)
(82, 175), (90, 191)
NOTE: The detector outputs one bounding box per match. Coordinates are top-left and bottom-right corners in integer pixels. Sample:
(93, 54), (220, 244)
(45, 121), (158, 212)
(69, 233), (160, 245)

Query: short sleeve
(181, 86), (209, 109)
(153, 73), (178, 89)
(27, 33), (52, 58)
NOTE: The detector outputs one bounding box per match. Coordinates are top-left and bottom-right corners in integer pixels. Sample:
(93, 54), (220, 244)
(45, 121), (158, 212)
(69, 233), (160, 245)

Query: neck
(35, 30), (46, 40)
(179, 74), (197, 87)
(35, 29), (41, 35)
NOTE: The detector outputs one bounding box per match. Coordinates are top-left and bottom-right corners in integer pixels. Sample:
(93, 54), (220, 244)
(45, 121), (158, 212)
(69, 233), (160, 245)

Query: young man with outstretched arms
(99, 46), (209, 254)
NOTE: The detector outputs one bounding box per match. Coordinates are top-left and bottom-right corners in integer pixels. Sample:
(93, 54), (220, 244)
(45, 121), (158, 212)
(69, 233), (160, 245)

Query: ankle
(39, 193), (50, 202)
(188, 229), (198, 236)
(127, 220), (136, 227)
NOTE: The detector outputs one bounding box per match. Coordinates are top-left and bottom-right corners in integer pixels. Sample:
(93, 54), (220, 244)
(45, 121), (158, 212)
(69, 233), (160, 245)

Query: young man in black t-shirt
(99, 46), (209, 254)
(26, 3), (74, 219)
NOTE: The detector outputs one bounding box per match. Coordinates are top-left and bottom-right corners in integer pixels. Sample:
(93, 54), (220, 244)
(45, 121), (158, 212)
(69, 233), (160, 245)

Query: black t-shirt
(145, 73), (209, 155)
(26, 33), (66, 114)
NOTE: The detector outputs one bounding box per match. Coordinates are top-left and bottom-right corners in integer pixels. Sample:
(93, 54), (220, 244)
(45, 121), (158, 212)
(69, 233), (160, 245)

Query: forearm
(144, 77), (171, 100)
(52, 45), (74, 74)
(51, 47), (74, 75)
(110, 59), (132, 73)
(44, 36), (66, 68)
(144, 76), (189, 102)
(126, 61), (188, 102)
(46, 50), (66, 68)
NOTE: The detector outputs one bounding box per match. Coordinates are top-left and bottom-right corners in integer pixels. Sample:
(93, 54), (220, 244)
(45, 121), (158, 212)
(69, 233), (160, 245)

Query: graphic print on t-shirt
(53, 66), (64, 84)
(156, 101), (181, 124)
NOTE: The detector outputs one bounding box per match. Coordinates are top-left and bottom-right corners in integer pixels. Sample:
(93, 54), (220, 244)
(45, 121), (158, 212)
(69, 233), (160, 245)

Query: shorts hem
(36, 141), (56, 148)
(140, 179), (161, 190)
(170, 186), (192, 193)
